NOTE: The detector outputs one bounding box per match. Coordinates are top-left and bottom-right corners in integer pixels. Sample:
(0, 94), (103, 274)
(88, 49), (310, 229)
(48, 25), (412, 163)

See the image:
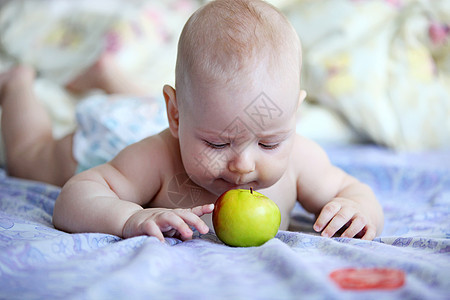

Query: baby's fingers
(156, 213), (194, 240)
(174, 208), (211, 235)
(341, 214), (366, 238)
(361, 225), (377, 241)
(190, 204), (215, 217)
(313, 202), (341, 233)
(139, 221), (165, 242)
(319, 206), (354, 238)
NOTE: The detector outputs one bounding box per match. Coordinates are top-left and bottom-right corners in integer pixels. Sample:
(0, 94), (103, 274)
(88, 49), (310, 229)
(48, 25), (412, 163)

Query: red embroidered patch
(330, 268), (405, 290)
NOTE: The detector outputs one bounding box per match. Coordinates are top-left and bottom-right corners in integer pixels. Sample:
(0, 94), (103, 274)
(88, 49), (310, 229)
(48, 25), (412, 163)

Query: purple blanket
(1, 145), (449, 299)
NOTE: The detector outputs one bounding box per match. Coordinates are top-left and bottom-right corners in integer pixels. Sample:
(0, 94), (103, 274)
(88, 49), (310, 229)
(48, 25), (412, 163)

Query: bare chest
(148, 172), (216, 209)
(148, 172), (297, 231)
(258, 180), (297, 230)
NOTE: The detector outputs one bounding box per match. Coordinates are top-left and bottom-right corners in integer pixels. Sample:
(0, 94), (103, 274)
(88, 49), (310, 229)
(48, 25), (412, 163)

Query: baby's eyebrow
(195, 128), (223, 136)
(194, 129), (228, 141)
(257, 130), (294, 140)
(195, 127), (294, 140)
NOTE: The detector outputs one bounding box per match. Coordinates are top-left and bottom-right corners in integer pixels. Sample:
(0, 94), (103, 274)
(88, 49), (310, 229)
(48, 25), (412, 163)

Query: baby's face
(177, 70), (301, 196)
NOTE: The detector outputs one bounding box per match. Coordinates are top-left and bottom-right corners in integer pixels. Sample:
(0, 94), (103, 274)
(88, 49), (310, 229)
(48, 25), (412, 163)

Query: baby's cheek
(258, 161), (285, 186)
(186, 151), (226, 183)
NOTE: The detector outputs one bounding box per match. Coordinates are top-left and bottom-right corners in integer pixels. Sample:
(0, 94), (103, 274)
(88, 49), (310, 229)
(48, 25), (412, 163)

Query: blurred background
(0, 0), (449, 153)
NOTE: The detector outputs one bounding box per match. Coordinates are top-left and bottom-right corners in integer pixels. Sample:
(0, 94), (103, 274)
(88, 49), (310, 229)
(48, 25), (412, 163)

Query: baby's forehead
(176, 0), (302, 93)
(185, 71), (299, 116)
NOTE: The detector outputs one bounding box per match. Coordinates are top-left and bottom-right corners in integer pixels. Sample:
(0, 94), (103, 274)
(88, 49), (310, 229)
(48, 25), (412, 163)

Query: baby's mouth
(212, 179), (259, 197)
(221, 177), (257, 190)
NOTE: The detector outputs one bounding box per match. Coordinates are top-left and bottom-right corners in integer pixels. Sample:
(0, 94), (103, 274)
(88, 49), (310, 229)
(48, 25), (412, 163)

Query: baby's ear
(299, 90), (307, 104)
(163, 85), (179, 138)
(296, 89), (307, 111)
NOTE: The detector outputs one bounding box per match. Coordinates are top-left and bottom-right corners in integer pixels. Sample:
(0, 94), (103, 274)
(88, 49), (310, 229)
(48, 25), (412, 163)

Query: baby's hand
(122, 204), (214, 242)
(313, 198), (376, 240)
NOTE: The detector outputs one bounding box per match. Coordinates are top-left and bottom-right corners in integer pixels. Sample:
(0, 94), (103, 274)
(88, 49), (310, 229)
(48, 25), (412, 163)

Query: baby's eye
(205, 141), (228, 149)
(259, 142), (280, 150)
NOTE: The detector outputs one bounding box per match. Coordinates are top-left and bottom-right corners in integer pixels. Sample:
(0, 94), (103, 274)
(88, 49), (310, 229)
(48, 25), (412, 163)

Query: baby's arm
(295, 137), (384, 240)
(53, 137), (213, 241)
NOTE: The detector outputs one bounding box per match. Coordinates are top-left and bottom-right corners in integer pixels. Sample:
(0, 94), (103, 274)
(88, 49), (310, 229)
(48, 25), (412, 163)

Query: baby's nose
(228, 151), (255, 174)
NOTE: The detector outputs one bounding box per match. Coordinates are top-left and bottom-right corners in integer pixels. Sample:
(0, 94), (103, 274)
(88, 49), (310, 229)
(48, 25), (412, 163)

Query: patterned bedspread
(0, 145), (449, 299)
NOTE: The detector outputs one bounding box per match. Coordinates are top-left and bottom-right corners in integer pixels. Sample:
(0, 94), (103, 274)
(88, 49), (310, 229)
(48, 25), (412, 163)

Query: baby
(52, 0), (384, 241)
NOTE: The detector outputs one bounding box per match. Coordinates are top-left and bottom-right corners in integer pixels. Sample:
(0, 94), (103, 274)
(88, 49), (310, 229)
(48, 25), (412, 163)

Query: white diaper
(73, 94), (168, 173)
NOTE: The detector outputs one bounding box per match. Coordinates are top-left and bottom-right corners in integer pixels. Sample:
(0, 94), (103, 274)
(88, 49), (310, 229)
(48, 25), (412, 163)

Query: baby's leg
(0, 66), (76, 186)
(66, 53), (148, 96)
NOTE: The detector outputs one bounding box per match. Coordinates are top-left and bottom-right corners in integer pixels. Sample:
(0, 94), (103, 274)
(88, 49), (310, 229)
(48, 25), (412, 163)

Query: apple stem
(250, 187), (253, 194)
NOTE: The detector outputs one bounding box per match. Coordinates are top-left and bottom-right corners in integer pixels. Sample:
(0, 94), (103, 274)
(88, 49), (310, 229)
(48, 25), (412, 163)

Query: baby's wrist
(121, 207), (144, 238)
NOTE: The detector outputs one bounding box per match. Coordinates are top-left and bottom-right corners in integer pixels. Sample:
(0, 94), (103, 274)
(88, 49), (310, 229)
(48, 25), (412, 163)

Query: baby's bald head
(175, 0), (302, 102)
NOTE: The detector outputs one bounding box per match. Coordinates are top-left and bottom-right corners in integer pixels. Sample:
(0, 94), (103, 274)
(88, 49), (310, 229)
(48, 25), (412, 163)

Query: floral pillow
(0, 0), (199, 91)
(284, 0), (450, 150)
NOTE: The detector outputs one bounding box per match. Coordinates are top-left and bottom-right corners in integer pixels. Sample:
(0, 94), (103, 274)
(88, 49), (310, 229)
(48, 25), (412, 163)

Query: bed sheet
(0, 145), (449, 299)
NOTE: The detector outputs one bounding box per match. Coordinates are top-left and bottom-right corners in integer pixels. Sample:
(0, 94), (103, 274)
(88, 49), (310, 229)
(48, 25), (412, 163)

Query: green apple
(212, 188), (281, 247)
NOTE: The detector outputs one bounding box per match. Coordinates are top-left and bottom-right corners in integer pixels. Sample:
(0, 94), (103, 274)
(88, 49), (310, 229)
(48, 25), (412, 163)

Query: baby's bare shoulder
(106, 129), (181, 200)
(110, 129), (178, 171)
(292, 134), (329, 163)
(291, 134), (336, 181)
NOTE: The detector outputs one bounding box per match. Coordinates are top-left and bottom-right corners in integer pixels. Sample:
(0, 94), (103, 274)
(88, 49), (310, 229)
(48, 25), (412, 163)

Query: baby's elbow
(52, 197), (64, 231)
(52, 177), (79, 231)
(52, 187), (69, 231)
